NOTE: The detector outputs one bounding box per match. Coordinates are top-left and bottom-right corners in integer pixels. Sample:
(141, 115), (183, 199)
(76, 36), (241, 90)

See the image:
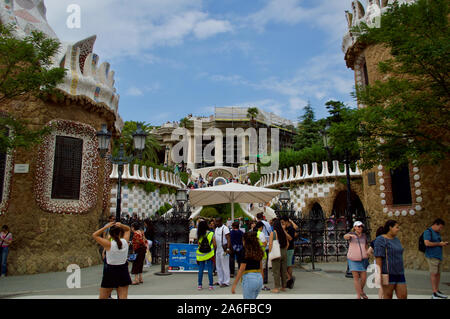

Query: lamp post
(97, 123), (148, 222)
(321, 123), (353, 278)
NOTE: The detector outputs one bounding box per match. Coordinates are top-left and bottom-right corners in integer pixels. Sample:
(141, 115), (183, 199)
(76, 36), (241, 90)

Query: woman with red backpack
(131, 222), (148, 285)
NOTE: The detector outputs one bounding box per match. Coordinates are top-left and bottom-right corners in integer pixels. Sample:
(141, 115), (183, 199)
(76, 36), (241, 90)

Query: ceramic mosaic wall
(110, 185), (176, 218)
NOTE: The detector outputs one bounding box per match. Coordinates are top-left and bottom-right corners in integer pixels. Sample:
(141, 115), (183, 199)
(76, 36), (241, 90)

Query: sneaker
(208, 286), (214, 291)
(220, 284), (229, 288)
(197, 285), (203, 291)
(262, 286), (270, 291)
(434, 291), (448, 299)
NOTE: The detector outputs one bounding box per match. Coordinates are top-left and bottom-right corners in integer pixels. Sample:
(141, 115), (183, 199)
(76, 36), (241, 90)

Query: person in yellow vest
(196, 220), (216, 291)
(231, 232), (264, 299)
(255, 221), (270, 291)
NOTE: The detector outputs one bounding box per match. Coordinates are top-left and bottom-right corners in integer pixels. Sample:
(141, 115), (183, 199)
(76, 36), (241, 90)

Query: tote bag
(269, 231), (281, 261)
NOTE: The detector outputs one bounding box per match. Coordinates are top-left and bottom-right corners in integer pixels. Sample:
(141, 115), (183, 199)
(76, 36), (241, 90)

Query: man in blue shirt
(424, 218), (448, 299)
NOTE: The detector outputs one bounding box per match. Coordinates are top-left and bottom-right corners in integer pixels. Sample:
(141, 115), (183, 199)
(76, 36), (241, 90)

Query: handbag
(221, 226), (228, 252)
(269, 231), (281, 261)
(382, 237), (390, 285)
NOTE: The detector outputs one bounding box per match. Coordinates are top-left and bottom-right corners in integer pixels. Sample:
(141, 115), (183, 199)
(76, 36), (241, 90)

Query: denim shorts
(287, 249), (294, 267)
(388, 274), (406, 285)
(242, 273), (263, 299)
(348, 259), (369, 272)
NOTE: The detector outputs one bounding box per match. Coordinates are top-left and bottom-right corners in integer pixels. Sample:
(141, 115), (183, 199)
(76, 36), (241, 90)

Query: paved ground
(1, 262), (449, 299)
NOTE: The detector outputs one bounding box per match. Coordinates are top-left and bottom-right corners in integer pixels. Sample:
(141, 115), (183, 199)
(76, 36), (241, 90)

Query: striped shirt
(374, 235), (405, 275)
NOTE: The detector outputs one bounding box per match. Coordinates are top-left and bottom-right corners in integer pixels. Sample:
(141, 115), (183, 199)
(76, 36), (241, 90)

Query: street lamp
(175, 188), (189, 217)
(321, 123), (354, 278)
(97, 123), (148, 222)
(279, 186), (290, 211)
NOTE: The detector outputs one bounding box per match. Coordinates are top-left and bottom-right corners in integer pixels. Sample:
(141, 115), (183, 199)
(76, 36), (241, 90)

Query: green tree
(293, 102), (322, 151)
(325, 100), (360, 163)
(246, 107), (259, 127)
(179, 117), (191, 128)
(112, 121), (161, 164)
(0, 24), (66, 152)
(351, 0), (450, 169)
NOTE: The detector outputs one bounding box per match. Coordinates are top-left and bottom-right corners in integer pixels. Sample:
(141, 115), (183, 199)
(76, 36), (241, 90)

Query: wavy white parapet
(342, 0), (417, 54)
(257, 161), (362, 188)
(109, 164), (182, 189)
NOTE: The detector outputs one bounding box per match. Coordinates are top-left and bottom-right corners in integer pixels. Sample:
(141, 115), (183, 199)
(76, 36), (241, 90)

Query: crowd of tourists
(194, 212), (300, 298)
(187, 172), (252, 189)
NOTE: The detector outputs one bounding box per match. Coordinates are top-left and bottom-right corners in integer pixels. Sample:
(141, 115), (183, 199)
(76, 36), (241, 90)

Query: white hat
(353, 221), (364, 227)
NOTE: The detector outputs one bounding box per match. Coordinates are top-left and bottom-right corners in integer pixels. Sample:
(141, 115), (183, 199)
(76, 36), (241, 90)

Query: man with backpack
(420, 219), (448, 299)
(196, 220), (216, 291)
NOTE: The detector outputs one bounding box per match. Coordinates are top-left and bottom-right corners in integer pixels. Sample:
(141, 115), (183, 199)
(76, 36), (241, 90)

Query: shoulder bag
(269, 231), (281, 261)
(221, 226), (228, 252)
(382, 237), (390, 286)
(0, 232), (9, 249)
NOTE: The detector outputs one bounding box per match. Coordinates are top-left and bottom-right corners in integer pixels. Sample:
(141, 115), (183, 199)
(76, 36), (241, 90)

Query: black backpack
(418, 229), (431, 253)
(199, 233), (212, 253)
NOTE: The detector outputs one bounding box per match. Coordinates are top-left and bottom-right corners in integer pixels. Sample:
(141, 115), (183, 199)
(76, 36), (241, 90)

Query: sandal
(131, 281), (139, 285)
(271, 289), (280, 293)
(361, 292), (368, 299)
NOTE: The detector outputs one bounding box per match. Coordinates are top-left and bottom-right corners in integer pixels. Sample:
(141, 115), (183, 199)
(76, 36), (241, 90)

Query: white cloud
(247, 0), (349, 44)
(193, 19), (233, 39)
(44, 0), (233, 60)
(126, 87), (144, 97)
(248, 0), (308, 31)
(125, 83), (161, 97)
(203, 51), (354, 118)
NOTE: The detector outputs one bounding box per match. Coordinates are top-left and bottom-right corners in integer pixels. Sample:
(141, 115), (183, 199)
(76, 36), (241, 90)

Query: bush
(180, 172), (189, 185)
(155, 202), (172, 216)
(143, 182), (156, 194)
(159, 185), (169, 195)
(200, 206), (220, 218)
(199, 203), (247, 220)
(249, 172), (261, 185)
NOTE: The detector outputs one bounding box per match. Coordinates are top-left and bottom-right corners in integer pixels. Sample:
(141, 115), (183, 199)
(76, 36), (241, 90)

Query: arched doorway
(308, 203), (325, 256)
(332, 191), (365, 218)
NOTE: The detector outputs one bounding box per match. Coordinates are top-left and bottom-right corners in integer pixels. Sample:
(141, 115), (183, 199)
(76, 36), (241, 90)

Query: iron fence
(277, 207), (371, 265)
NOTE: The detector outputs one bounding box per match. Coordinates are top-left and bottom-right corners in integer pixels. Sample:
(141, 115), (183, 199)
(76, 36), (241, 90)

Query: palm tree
(112, 121), (161, 164)
(179, 117), (191, 129)
(246, 107), (259, 128)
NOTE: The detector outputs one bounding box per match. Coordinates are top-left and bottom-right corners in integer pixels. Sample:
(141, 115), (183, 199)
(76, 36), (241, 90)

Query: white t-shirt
(214, 225), (230, 250)
(260, 220), (272, 242)
(106, 238), (129, 265)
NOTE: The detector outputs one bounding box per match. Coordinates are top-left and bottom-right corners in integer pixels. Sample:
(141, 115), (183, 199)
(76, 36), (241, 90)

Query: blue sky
(45, 0), (356, 126)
